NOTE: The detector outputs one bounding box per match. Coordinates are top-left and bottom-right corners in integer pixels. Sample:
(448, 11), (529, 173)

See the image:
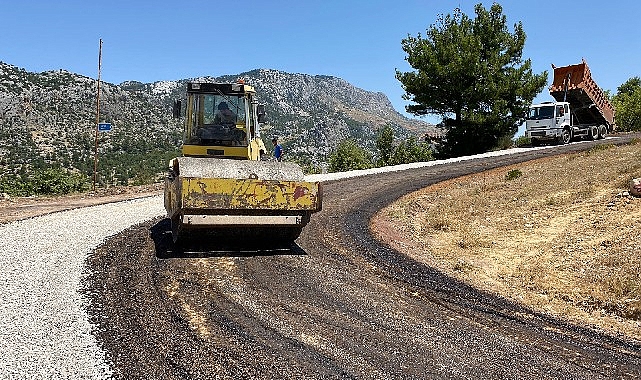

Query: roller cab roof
(187, 82), (256, 95)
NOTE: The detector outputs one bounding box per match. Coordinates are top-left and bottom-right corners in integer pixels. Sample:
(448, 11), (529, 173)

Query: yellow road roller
(164, 82), (322, 243)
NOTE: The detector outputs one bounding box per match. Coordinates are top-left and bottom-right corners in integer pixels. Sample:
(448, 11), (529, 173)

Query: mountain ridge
(0, 61), (437, 184)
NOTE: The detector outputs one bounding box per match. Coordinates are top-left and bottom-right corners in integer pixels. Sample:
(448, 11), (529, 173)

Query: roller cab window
(187, 93), (248, 146)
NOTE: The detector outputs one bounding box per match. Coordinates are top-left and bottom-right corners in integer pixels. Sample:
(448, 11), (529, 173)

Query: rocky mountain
(0, 61), (437, 185)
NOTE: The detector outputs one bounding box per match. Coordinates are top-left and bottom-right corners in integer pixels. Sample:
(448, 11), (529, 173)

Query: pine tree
(396, 3), (547, 157)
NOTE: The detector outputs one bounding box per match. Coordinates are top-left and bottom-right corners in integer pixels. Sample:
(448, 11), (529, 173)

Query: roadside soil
(372, 141), (641, 341)
(0, 183), (163, 224)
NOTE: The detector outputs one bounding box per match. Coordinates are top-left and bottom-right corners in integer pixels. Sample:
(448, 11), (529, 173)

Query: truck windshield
(527, 105), (555, 120)
(186, 93), (248, 146)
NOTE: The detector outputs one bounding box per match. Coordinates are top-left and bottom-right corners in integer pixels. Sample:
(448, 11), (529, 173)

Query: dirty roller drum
(164, 157), (322, 248)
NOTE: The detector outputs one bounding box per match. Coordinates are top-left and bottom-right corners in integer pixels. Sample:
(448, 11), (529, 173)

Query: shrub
(495, 134), (515, 150)
(328, 139), (373, 172)
(505, 169), (522, 181)
(0, 168), (89, 196)
(389, 136), (434, 165)
(514, 135), (531, 147)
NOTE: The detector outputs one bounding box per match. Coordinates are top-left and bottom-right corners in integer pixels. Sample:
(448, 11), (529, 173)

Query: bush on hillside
(0, 168), (89, 197)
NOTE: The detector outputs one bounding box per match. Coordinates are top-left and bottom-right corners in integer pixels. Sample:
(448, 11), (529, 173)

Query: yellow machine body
(178, 177), (320, 211)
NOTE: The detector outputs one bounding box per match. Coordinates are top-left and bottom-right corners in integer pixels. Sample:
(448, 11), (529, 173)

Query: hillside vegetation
(0, 62), (436, 195)
(373, 140), (641, 340)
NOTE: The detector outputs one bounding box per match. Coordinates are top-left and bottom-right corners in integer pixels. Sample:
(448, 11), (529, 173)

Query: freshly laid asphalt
(83, 134), (641, 379)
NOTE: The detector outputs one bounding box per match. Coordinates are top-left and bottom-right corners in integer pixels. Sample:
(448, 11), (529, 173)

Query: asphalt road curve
(84, 136), (641, 379)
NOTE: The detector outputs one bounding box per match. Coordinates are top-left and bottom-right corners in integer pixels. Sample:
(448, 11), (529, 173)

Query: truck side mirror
(257, 104), (266, 123)
(173, 100), (182, 118)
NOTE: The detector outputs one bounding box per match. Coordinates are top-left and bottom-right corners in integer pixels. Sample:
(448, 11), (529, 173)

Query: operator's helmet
(218, 102), (229, 110)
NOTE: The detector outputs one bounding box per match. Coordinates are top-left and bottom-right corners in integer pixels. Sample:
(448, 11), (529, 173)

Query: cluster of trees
(94, 131), (182, 186)
(612, 77), (641, 132)
(0, 168), (88, 197)
(328, 125), (434, 172)
(0, 129), (182, 196)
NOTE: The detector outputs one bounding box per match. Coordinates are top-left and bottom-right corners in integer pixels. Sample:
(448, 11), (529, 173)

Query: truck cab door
(556, 104), (569, 126)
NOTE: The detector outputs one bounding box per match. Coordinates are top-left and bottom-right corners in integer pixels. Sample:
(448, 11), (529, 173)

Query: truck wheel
(588, 126), (598, 140)
(558, 128), (572, 145)
(531, 138), (540, 147)
(598, 125), (607, 139)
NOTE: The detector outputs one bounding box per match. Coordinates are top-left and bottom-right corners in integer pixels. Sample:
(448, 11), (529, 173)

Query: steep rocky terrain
(0, 62), (436, 183)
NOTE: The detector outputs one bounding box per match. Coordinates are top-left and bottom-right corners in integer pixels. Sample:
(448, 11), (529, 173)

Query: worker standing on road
(272, 137), (283, 161)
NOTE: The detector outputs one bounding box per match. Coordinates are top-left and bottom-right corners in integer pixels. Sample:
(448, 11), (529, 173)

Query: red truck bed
(549, 60), (615, 127)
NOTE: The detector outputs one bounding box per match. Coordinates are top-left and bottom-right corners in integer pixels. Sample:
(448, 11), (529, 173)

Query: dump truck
(526, 59), (615, 145)
(164, 81), (322, 244)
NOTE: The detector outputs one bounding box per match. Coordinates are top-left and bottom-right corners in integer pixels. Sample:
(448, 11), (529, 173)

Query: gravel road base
(0, 196), (163, 379)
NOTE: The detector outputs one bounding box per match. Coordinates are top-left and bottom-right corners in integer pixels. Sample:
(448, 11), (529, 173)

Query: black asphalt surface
(83, 134), (641, 379)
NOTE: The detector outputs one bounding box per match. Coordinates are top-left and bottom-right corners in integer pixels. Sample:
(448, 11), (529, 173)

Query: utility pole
(93, 39), (102, 192)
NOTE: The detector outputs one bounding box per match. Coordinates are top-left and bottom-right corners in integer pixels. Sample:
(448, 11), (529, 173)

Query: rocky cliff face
(0, 62), (435, 180)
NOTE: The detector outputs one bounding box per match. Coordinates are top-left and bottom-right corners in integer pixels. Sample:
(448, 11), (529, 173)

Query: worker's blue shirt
(274, 144), (283, 160)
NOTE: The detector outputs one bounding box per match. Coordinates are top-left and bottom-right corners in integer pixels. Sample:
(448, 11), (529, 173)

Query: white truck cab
(526, 101), (572, 145)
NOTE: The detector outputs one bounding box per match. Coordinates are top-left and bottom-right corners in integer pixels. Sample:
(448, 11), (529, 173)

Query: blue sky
(1, 0), (640, 125)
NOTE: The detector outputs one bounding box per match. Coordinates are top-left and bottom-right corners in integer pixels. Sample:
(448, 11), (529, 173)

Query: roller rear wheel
(171, 216), (183, 243)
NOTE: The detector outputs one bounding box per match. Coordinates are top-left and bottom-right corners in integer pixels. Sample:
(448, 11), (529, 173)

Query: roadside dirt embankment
(373, 141), (641, 341)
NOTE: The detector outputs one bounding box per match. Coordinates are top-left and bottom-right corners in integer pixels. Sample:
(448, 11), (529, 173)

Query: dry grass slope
(373, 140), (641, 341)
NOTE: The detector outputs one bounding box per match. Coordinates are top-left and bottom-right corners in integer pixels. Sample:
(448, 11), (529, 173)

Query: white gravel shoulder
(303, 140), (601, 183)
(0, 196), (164, 379)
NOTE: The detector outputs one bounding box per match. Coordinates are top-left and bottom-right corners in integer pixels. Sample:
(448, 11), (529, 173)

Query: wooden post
(93, 39), (102, 192)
